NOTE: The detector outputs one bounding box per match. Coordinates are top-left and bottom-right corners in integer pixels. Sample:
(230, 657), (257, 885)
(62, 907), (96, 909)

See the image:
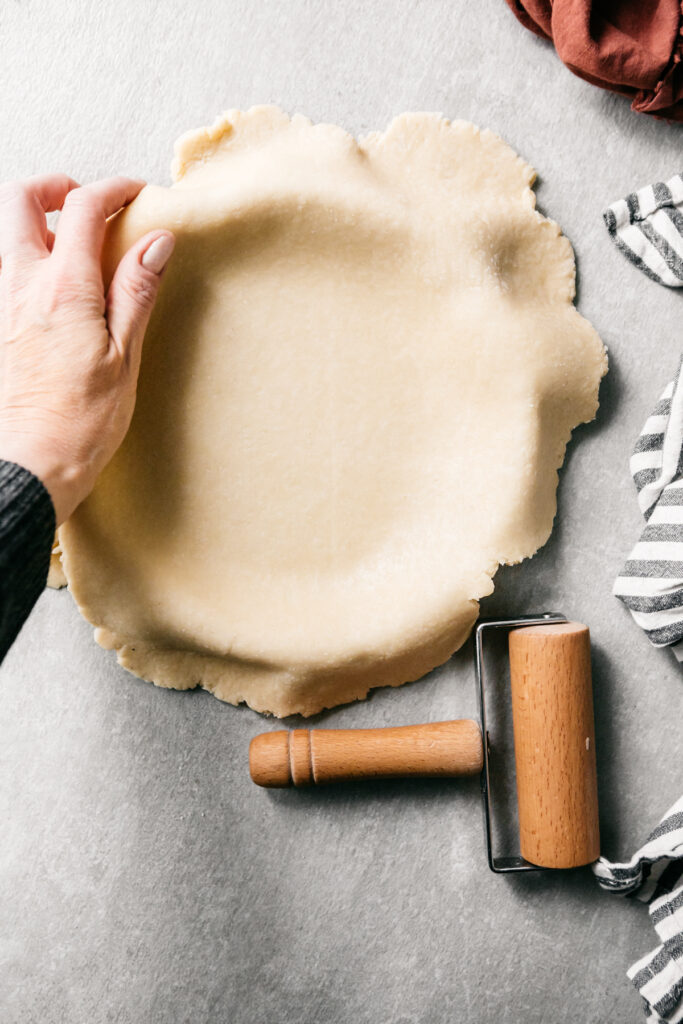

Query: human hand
(0, 173), (174, 525)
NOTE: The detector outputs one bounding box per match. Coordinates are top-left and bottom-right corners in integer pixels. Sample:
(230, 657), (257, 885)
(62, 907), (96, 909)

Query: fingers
(105, 230), (175, 371)
(24, 173), (80, 212)
(52, 176), (145, 276)
(0, 173), (78, 260)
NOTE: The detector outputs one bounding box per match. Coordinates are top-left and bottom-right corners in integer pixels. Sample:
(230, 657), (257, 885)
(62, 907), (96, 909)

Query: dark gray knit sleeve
(0, 460), (56, 662)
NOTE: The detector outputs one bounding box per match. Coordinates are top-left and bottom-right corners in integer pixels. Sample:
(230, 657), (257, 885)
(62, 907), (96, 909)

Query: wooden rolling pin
(249, 620), (600, 870)
(509, 621), (599, 869)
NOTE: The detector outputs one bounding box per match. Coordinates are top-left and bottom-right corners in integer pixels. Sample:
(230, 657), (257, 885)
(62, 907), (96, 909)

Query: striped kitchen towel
(606, 173), (683, 657)
(603, 174), (683, 288)
(602, 178), (683, 1023)
(613, 359), (683, 659)
(594, 797), (683, 1023)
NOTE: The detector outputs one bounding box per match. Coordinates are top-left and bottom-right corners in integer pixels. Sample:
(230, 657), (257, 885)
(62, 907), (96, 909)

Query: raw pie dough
(60, 107), (607, 717)
(47, 535), (66, 589)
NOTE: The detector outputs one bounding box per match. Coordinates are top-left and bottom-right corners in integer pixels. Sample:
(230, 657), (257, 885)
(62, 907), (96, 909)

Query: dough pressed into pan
(60, 107), (607, 716)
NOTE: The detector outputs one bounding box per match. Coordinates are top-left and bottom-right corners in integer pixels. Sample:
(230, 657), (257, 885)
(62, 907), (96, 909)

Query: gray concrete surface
(1, 2), (682, 1022)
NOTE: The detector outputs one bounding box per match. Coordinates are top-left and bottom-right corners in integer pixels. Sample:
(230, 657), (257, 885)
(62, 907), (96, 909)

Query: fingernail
(141, 233), (175, 274)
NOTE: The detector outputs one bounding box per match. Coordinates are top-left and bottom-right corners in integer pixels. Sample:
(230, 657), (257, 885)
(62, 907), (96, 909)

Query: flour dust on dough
(60, 107), (607, 717)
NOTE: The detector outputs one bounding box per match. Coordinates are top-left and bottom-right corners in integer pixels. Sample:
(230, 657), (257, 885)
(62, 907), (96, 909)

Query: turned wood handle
(249, 719), (483, 787)
(509, 621), (600, 869)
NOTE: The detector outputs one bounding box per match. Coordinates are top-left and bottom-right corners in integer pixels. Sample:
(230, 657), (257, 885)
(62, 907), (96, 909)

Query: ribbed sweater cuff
(0, 460), (56, 661)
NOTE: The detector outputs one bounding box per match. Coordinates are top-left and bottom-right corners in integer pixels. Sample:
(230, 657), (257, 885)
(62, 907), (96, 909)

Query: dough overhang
(60, 107), (607, 716)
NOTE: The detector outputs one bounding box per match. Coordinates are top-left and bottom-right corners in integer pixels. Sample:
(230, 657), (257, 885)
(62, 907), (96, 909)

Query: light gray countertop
(1, 2), (682, 1022)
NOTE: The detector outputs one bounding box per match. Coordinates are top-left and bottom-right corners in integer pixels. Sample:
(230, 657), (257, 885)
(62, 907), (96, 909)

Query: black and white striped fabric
(602, 177), (683, 1022)
(613, 360), (683, 659)
(594, 798), (683, 1023)
(606, 174), (683, 656)
(604, 174), (683, 288)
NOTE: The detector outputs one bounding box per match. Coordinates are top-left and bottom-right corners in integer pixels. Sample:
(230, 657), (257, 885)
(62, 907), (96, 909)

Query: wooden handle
(509, 621), (600, 869)
(249, 719), (483, 787)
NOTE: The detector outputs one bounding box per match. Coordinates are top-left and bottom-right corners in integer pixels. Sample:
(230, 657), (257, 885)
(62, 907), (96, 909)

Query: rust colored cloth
(505, 0), (683, 120)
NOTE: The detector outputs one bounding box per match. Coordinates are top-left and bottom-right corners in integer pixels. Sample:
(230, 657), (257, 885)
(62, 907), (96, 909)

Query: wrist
(0, 432), (82, 525)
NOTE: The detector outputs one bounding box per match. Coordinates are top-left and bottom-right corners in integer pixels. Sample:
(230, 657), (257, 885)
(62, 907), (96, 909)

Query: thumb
(106, 230), (175, 366)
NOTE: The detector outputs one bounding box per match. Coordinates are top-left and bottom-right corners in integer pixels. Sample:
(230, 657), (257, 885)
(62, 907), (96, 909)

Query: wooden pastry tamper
(249, 616), (600, 872)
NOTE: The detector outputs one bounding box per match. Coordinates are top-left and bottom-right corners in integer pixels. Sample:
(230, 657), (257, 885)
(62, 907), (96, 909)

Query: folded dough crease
(60, 106), (607, 716)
